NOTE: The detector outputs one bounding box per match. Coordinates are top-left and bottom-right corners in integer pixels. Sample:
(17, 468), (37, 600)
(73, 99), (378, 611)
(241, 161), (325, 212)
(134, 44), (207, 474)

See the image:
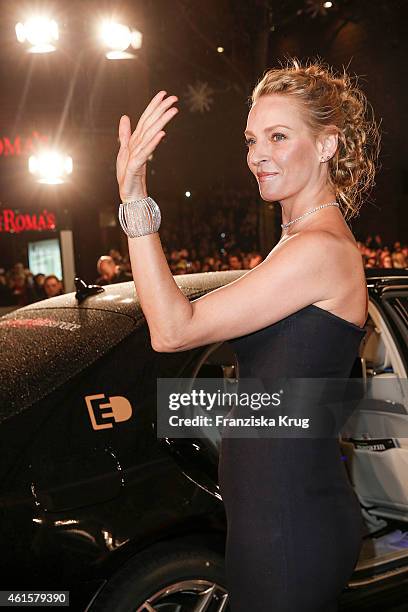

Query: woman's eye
(272, 133), (286, 142)
(245, 134), (286, 146)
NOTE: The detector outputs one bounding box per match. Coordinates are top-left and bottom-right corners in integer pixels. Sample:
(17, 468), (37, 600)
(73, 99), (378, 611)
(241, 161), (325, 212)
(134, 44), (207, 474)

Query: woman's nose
(248, 143), (270, 166)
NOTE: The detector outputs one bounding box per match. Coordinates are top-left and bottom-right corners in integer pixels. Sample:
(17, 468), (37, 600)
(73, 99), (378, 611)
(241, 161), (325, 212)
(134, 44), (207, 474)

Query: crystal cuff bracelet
(118, 196), (161, 238)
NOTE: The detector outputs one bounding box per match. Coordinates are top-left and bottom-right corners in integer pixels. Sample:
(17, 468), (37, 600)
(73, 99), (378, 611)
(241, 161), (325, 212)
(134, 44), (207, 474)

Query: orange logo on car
(85, 394), (133, 430)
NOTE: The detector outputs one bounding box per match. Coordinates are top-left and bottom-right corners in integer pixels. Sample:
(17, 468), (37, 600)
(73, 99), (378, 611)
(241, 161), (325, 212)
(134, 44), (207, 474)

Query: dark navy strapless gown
(218, 304), (366, 612)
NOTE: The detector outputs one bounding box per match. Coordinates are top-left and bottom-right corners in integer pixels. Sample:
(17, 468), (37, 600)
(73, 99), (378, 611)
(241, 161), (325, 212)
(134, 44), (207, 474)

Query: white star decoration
(184, 81), (214, 113)
(304, 0), (329, 18)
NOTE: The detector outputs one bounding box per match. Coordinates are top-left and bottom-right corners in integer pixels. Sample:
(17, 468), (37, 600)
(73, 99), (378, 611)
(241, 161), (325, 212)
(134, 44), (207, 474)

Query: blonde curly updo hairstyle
(251, 58), (381, 220)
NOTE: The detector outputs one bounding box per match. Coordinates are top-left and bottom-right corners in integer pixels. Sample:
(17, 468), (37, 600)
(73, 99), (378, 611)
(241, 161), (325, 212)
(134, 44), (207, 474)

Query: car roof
(364, 269), (408, 296)
(365, 268), (408, 281)
(3, 268), (406, 320)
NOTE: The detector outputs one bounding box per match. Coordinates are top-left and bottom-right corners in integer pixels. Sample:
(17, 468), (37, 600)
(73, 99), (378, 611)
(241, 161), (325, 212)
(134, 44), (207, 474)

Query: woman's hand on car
(116, 90), (178, 202)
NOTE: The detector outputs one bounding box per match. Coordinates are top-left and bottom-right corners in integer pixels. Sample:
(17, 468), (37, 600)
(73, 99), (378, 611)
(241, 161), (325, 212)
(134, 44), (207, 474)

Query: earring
(320, 154), (331, 162)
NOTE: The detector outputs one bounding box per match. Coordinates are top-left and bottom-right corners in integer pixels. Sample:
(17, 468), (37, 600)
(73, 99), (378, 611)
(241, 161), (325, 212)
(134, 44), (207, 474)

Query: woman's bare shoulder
(270, 228), (367, 321)
(268, 227), (352, 261)
(306, 230), (367, 325)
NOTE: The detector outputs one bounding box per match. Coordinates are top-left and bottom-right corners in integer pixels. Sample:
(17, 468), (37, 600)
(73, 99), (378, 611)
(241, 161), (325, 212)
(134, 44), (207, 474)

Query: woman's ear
(318, 129), (338, 162)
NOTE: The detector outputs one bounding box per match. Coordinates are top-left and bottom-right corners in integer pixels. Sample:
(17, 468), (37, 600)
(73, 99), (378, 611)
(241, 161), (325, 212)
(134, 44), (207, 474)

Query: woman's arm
(116, 91), (194, 350)
(126, 232), (193, 351)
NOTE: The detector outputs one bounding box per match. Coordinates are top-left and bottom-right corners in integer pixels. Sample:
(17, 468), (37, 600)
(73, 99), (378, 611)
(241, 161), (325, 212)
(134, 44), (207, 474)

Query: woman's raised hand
(116, 90), (178, 202)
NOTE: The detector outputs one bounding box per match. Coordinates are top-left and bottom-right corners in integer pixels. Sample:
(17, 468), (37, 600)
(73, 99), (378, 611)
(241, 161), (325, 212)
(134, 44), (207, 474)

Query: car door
(341, 289), (408, 522)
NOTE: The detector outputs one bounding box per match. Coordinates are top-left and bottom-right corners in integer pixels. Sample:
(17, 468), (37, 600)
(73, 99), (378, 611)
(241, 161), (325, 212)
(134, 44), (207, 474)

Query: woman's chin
(259, 186), (280, 202)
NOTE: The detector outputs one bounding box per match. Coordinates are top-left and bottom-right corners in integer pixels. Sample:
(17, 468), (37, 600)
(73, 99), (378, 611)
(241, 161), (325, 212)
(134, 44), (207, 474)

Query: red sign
(0, 131), (48, 157)
(0, 209), (56, 233)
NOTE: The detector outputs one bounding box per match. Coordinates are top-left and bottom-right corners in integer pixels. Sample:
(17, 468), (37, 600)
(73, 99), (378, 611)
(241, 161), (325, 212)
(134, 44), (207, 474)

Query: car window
(358, 294), (407, 412)
(381, 291), (408, 367)
(0, 308), (136, 422)
(388, 295), (408, 327)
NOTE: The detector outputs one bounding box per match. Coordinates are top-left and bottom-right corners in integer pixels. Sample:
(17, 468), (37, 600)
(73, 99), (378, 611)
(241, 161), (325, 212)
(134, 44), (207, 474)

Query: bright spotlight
(15, 17), (59, 54)
(217, 46), (224, 53)
(185, 191), (191, 198)
(29, 151), (73, 184)
(323, 1), (333, 7)
(100, 20), (143, 60)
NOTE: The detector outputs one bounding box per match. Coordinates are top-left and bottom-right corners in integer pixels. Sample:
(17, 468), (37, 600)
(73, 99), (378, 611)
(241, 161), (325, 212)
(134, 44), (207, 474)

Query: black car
(0, 269), (407, 611)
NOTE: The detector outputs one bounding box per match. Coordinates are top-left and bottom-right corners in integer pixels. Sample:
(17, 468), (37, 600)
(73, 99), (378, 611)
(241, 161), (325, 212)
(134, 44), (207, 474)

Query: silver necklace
(281, 201), (339, 230)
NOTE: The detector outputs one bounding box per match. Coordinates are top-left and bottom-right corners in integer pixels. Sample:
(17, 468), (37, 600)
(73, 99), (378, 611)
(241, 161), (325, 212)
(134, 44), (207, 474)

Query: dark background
(0, 0), (407, 281)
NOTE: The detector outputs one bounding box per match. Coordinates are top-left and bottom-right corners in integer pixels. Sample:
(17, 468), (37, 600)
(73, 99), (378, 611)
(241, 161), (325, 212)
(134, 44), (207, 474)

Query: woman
(116, 59), (380, 611)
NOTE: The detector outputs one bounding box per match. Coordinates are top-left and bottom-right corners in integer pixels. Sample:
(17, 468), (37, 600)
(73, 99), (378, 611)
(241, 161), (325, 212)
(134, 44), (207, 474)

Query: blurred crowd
(357, 235), (407, 269)
(96, 247), (263, 282)
(1, 231), (406, 307)
(0, 263), (64, 307)
(0, 245), (263, 307)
